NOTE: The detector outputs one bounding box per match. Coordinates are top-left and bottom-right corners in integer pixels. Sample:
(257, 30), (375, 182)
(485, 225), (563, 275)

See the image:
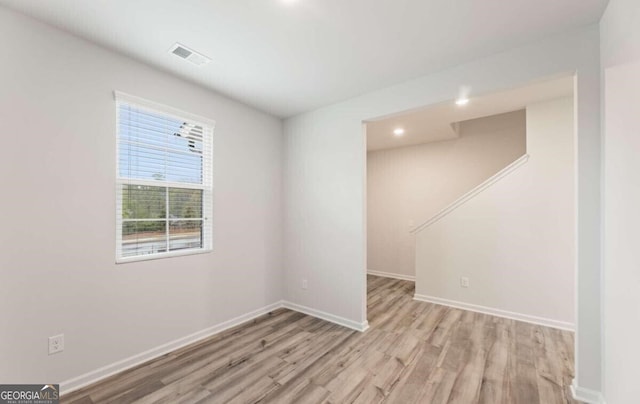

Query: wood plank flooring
(63, 276), (578, 403)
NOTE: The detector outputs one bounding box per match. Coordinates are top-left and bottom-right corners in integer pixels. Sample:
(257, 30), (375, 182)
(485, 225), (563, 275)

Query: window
(115, 92), (214, 262)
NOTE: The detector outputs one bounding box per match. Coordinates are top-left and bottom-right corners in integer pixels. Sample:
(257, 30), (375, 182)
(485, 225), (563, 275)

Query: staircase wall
(414, 97), (575, 328)
(367, 110), (526, 278)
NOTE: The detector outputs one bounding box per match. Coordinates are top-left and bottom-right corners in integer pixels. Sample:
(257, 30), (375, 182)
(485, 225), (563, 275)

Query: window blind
(115, 92), (214, 262)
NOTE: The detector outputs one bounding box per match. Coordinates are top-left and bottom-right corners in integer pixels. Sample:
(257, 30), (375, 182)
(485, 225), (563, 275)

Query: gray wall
(0, 7), (284, 385)
(415, 98), (575, 329)
(284, 25), (601, 392)
(600, 0), (640, 402)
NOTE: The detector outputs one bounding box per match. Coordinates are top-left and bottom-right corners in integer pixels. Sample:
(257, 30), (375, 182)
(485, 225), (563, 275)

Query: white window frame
(114, 91), (215, 263)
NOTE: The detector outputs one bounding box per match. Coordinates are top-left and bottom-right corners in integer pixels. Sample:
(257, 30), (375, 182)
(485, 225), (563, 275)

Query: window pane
(116, 97), (212, 261)
(122, 220), (166, 257)
(118, 104), (204, 184)
(169, 220), (203, 251)
(121, 185), (166, 219)
(118, 105), (184, 147)
(118, 143), (203, 184)
(169, 188), (203, 218)
(166, 150), (203, 183)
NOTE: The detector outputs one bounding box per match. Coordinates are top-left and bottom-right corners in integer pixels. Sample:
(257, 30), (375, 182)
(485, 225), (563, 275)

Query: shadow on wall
(414, 96), (575, 329)
(367, 110), (527, 279)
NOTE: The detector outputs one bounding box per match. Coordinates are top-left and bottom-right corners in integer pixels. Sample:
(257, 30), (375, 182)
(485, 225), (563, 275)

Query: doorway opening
(362, 75), (577, 355)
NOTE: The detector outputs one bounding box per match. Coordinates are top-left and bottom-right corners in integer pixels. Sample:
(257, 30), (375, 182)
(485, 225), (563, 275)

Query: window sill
(116, 248), (212, 264)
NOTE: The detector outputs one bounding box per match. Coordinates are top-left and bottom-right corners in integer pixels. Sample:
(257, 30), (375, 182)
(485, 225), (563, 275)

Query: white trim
(410, 154), (530, 234)
(115, 178), (207, 190)
(60, 301), (282, 396)
(367, 270), (415, 282)
(113, 91), (216, 127)
(571, 379), (605, 403)
(60, 300), (369, 396)
(115, 247), (212, 264)
(281, 301), (369, 332)
(114, 92), (215, 263)
(413, 293), (574, 331)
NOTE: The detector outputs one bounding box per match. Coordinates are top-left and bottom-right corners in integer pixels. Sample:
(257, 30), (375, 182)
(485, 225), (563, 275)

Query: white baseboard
(60, 301), (283, 396)
(367, 269), (415, 282)
(413, 293), (574, 331)
(61, 300), (368, 396)
(281, 301), (369, 332)
(571, 379), (605, 403)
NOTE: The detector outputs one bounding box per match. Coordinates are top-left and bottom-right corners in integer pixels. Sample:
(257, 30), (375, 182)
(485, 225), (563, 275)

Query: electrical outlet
(48, 334), (64, 355)
(302, 279), (308, 290)
(460, 277), (470, 288)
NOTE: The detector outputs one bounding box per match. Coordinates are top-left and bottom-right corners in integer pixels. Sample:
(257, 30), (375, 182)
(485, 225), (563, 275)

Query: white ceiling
(366, 76), (574, 151)
(0, 0), (607, 117)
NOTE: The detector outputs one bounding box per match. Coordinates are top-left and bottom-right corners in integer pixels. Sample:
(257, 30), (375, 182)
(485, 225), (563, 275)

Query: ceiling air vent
(169, 43), (211, 66)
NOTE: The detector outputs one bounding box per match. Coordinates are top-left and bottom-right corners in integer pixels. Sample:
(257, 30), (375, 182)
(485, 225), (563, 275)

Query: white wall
(414, 97), (575, 328)
(600, 0), (640, 402)
(368, 111), (526, 278)
(0, 8), (283, 386)
(284, 25), (601, 392)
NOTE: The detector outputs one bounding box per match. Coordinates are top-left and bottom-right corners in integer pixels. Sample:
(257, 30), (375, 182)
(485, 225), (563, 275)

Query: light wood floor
(63, 276), (578, 403)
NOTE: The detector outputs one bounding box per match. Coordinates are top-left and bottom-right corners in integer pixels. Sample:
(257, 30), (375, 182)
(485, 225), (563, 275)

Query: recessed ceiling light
(393, 128), (405, 136)
(455, 98), (469, 106)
